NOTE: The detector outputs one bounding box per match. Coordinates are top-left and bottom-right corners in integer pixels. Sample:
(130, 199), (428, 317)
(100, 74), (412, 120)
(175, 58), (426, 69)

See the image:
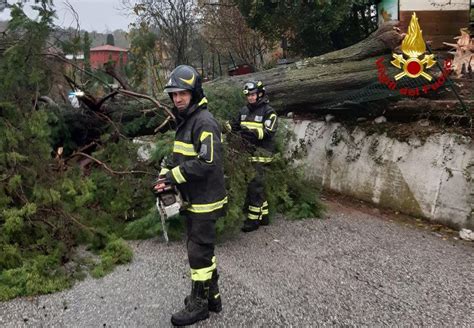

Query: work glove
(240, 126), (257, 143)
(222, 121), (232, 134)
(152, 168), (173, 194)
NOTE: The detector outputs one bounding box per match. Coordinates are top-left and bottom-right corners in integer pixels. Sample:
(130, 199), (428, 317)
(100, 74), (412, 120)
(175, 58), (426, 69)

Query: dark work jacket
(165, 97), (227, 219)
(230, 97), (278, 161)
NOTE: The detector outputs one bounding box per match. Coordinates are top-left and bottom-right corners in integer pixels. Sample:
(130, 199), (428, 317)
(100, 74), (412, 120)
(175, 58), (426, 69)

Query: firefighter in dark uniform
(154, 65), (226, 326)
(229, 81), (278, 232)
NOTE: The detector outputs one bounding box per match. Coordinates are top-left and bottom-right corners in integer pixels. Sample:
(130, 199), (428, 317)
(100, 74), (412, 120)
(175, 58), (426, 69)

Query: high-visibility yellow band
(262, 209), (269, 215)
(159, 167), (169, 175)
(173, 141), (198, 157)
(191, 261), (216, 281)
(199, 131), (214, 163)
(262, 201), (268, 207)
(241, 121), (263, 129)
(267, 113), (277, 131)
(198, 97), (208, 106)
(241, 122), (264, 139)
(250, 156), (273, 163)
(188, 196), (228, 213)
(171, 166), (186, 184)
(249, 205), (261, 213)
(248, 213), (260, 220)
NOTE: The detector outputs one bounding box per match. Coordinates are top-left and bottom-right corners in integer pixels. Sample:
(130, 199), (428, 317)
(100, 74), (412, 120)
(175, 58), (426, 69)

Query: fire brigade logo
(375, 12), (452, 97)
(391, 12), (436, 81)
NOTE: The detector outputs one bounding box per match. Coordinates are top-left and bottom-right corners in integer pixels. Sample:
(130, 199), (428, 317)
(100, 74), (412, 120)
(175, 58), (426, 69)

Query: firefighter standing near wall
(229, 81), (278, 232)
(154, 65), (227, 326)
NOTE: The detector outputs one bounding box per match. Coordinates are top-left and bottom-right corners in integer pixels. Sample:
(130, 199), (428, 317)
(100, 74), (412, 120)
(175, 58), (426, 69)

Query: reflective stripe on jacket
(230, 97), (278, 162)
(166, 98), (227, 217)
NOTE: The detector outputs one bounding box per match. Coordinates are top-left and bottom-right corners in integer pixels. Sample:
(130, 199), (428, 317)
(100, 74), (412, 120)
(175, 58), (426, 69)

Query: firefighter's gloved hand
(222, 121), (232, 134)
(240, 126), (256, 142)
(152, 175), (173, 194)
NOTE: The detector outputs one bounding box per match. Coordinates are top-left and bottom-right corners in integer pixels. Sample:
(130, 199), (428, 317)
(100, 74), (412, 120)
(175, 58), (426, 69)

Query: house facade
(377, 0), (472, 48)
(90, 45), (128, 69)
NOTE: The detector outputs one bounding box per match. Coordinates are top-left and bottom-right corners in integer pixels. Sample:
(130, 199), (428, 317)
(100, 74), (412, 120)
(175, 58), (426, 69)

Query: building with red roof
(90, 45), (128, 69)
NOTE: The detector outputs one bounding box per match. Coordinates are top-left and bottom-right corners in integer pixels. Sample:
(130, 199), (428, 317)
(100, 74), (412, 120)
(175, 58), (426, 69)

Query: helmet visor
(164, 87), (188, 93)
(243, 82), (257, 95)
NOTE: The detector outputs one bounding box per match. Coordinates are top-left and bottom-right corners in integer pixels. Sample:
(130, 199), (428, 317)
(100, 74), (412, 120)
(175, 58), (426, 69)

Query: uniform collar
(174, 97), (208, 125)
(247, 96), (268, 111)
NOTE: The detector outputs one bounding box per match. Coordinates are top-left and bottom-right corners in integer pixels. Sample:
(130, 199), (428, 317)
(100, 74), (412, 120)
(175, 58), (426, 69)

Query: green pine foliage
(0, 2), (137, 301)
(0, 1), (324, 302)
(91, 237), (133, 278)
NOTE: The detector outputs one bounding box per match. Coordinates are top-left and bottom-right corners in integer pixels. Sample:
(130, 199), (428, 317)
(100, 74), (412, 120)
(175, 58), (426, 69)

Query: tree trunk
(59, 21), (471, 148)
(211, 21), (407, 113)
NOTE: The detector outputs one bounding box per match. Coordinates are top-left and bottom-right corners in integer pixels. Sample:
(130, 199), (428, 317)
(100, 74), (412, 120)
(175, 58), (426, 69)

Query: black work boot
(171, 280), (209, 326)
(208, 270), (222, 312)
(260, 214), (269, 226)
(241, 219), (259, 232)
(184, 270), (222, 312)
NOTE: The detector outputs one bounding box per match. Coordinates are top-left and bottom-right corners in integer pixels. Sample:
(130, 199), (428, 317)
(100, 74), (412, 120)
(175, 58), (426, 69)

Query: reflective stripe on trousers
(191, 256), (216, 281)
(248, 200), (268, 220)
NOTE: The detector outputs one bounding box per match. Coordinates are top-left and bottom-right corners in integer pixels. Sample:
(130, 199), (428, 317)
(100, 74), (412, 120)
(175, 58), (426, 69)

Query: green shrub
(0, 250), (71, 301)
(91, 237), (133, 278)
(0, 3), (323, 301)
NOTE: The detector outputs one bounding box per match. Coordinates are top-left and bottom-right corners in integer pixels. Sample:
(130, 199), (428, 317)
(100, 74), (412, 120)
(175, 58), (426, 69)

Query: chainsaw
(155, 184), (183, 243)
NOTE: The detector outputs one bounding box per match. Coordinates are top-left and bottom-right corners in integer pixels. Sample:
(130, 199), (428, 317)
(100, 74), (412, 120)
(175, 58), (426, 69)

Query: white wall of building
(288, 120), (473, 229)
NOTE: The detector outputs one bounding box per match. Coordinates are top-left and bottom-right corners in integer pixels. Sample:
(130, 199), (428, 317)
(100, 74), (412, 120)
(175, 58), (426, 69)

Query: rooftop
(90, 45), (128, 52)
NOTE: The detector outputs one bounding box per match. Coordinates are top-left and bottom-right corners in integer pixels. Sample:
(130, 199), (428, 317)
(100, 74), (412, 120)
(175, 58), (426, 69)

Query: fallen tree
(211, 21), (406, 113)
(208, 21), (471, 130)
(53, 21), (472, 148)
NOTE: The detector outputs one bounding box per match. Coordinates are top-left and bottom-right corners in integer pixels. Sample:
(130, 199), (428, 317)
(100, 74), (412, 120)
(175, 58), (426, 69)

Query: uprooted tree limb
(68, 152), (154, 175)
(210, 21), (406, 112)
(46, 20), (472, 155)
(45, 53), (175, 146)
(36, 50), (176, 174)
(208, 21), (472, 129)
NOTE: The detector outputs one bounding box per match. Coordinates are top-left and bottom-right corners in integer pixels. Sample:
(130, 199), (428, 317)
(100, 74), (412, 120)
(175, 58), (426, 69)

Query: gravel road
(1, 199), (473, 327)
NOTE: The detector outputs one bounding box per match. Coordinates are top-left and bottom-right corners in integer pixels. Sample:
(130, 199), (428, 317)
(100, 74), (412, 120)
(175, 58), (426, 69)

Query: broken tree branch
(118, 89), (175, 121)
(71, 152), (154, 176)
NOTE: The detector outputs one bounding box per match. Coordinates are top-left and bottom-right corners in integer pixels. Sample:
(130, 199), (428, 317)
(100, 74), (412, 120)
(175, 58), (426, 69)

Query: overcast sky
(0, 0), (135, 32)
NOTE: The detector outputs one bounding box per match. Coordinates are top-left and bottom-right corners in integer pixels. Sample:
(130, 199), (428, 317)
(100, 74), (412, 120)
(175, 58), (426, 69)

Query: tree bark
(210, 21), (407, 113)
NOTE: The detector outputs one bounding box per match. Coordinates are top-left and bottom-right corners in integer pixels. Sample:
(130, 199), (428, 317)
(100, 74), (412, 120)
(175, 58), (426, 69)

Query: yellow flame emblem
(180, 74), (195, 86)
(391, 12), (436, 81)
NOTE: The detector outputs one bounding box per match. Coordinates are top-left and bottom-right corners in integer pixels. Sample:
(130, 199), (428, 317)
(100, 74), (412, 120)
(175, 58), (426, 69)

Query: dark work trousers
(185, 215), (216, 275)
(245, 163), (268, 221)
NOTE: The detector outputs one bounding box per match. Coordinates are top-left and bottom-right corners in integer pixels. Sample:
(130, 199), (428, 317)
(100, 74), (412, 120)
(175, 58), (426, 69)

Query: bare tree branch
(71, 152), (154, 176)
(44, 52), (112, 89)
(154, 115), (172, 133)
(118, 89), (175, 121)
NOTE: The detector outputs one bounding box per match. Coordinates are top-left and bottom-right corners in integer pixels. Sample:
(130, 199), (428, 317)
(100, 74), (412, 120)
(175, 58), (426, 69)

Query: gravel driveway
(1, 199), (473, 327)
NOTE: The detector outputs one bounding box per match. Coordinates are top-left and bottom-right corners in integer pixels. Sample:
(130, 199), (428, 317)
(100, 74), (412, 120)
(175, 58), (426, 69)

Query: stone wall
(289, 119), (473, 229)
